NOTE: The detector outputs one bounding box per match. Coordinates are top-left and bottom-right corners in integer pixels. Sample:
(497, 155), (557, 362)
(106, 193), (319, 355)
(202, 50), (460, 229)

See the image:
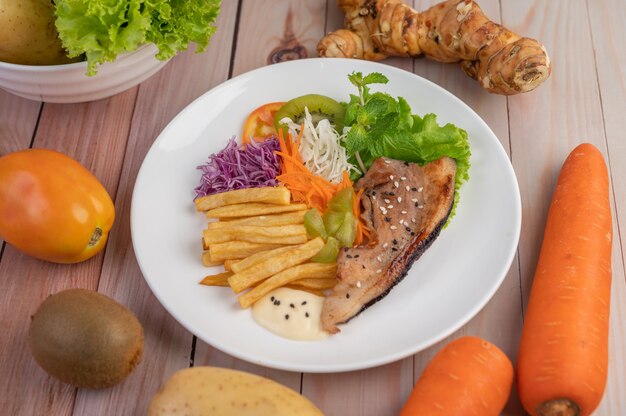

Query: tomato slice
(242, 102), (286, 144)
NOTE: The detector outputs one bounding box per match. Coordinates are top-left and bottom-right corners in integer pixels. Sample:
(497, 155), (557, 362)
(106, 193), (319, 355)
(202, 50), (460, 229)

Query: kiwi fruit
(274, 94), (345, 133)
(28, 289), (144, 389)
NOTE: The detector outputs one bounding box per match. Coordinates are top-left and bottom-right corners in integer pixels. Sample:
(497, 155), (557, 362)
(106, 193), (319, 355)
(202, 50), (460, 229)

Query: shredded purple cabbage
(194, 137), (281, 199)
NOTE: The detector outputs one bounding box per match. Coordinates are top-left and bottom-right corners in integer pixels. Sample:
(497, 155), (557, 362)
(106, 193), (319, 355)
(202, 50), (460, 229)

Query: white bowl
(0, 44), (168, 103)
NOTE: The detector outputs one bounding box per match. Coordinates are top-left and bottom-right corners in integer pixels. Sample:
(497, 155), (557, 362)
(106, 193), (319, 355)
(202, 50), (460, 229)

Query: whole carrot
(400, 336), (513, 416)
(517, 143), (612, 416)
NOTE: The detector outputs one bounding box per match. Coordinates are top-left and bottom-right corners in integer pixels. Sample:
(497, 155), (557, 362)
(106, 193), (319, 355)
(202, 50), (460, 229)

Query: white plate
(131, 58), (521, 373)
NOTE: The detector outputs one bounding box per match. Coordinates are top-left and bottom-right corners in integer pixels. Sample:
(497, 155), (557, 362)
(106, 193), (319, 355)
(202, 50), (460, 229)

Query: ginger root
(318, 0), (551, 95)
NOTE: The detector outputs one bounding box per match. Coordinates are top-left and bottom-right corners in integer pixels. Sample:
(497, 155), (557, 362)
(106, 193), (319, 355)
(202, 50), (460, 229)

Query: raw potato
(318, 0), (551, 95)
(148, 367), (323, 416)
(0, 0), (78, 65)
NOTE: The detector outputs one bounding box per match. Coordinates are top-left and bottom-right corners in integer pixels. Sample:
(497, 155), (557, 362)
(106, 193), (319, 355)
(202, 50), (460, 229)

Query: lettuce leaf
(343, 72), (471, 221)
(55, 0), (220, 75)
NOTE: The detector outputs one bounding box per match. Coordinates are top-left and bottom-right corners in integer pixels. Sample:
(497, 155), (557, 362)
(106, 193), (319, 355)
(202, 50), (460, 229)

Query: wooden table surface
(1, 0), (625, 414)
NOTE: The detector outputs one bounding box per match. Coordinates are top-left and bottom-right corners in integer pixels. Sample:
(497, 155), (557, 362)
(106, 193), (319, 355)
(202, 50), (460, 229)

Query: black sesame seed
(405, 226), (411, 232)
(392, 247), (398, 252)
(362, 265), (366, 269)
(411, 187), (417, 191)
(354, 254), (359, 258)
(346, 254), (353, 259)
(403, 161), (409, 167)
(285, 314), (289, 320)
(392, 239), (398, 245)
(411, 231), (415, 236)
(305, 312), (309, 318)
(372, 191), (377, 196)
(415, 202), (419, 207)
(276, 300), (281, 306)
(346, 293), (350, 299)
(384, 217), (391, 222)
(289, 303), (295, 309)
(301, 301), (307, 305)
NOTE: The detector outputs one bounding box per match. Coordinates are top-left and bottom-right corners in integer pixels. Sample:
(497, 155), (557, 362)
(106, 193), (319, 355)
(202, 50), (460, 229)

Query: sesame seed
(285, 314), (289, 320)
(384, 160), (391, 164)
(418, 205), (424, 209)
(305, 312), (309, 318)
(383, 243), (389, 248)
(356, 281), (362, 288)
(401, 210), (407, 214)
(397, 197), (402, 203)
(387, 205), (394, 209)
(376, 269), (382, 273)
(405, 185), (411, 191)
(271, 296), (275, 301)
(301, 301), (307, 305)
(379, 206), (386, 212)
(394, 181), (399, 188)
(390, 225), (397, 230)
(372, 196), (377, 200)
(400, 177), (406, 181)
(290, 303), (295, 308)
(411, 218), (416, 223)
(384, 199), (390, 204)
(411, 198), (418, 202)
(376, 256), (382, 262)
(390, 175), (394, 180)
(418, 187), (423, 192)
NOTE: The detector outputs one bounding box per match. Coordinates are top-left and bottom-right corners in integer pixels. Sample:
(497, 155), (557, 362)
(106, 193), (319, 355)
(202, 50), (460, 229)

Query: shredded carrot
(276, 129), (370, 245)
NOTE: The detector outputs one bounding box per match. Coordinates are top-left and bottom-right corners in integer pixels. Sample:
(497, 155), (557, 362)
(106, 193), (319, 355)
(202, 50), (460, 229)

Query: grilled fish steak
(321, 157), (457, 333)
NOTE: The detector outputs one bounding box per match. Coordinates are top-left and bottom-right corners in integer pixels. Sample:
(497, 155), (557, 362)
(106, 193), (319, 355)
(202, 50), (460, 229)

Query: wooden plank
(586, 0), (626, 412)
(502, 0), (626, 413)
(232, 0), (329, 75)
(304, 358), (414, 416)
(0, 89), (137, 415)
(0, 90), (40, 153)
(71, 2), (240, 415)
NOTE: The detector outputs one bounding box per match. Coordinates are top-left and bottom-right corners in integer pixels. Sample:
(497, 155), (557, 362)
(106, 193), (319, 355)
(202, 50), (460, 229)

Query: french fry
(223, 259), (238, 272)
(230, 246), (296, 274)
(201, 250), (223, 267)
(228, 238), (325, 294)
(209, 242), (284, 263)
(195, 187), (291, 211)
(237, 262), (336, 308)
(207, 210), (306, 229)
(289, 278), (338, 290)
(202, 224), (307, 245)
(205, 203), (308, 219)
(200, 271), (233, 286)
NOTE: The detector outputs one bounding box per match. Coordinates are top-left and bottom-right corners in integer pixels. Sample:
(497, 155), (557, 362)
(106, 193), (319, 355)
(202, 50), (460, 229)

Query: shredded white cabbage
(280, 108), (357, 183)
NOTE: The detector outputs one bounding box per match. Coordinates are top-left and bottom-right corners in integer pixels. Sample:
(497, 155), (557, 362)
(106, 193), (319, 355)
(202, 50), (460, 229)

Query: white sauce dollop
(252, 288), (329, 341)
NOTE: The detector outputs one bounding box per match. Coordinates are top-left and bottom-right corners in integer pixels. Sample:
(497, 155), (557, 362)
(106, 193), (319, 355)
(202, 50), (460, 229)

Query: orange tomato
(242, 102), (285, 144)
(0, 149), (115, 263)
